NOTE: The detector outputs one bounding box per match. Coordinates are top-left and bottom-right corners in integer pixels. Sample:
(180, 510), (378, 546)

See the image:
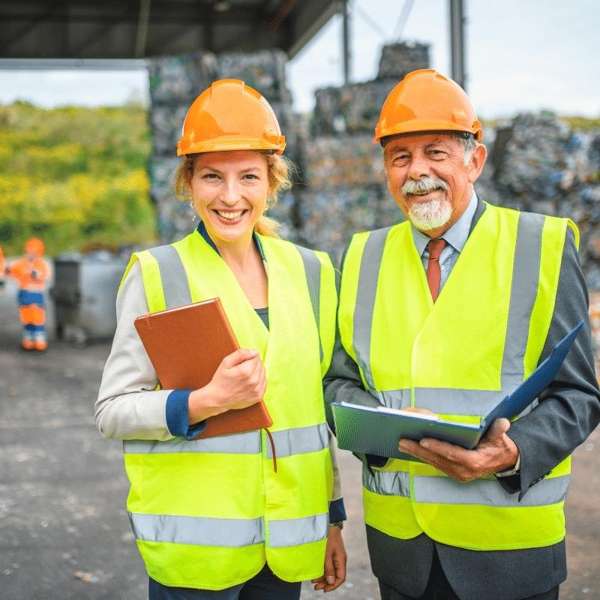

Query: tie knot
(427, 238), (446, 260)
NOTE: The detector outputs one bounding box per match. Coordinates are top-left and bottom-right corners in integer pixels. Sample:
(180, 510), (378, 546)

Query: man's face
(383, 132), (486, 236)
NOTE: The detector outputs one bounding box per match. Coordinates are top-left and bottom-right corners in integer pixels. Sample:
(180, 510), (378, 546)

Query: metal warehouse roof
(0, 0), (339, 62)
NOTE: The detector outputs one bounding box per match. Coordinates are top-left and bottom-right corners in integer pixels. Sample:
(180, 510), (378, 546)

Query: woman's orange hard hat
(177, 79), (286, 156)
(374, 69), (483, 144)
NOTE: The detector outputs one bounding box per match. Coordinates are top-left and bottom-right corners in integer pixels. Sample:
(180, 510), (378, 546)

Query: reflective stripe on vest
(129, 512), (328, 549)
(124, 423), (329, 458)
(130, 513), (264, 547)
(363, 469), (569, 507)
(412, 475), (570, 507)
(266, 423), (329, 458)
(124, 431), (261, 455)
(340, 204), (575, 551)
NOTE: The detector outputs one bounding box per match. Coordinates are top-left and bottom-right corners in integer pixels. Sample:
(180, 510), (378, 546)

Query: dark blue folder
(332, 321), (583, 459)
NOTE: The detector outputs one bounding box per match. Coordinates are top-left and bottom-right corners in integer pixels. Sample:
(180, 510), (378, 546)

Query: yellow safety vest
(338, 203), (578, 551)
(121, 230), (337, 589)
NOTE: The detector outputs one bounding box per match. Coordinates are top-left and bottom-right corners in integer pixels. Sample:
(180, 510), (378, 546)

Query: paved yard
(0, 322), (598, 599)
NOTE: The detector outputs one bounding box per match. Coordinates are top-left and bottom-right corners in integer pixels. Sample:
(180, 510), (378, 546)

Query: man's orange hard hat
(374, 69), (483, 144)
(177, 79), (286, 156)
(25, 237), (45, 257)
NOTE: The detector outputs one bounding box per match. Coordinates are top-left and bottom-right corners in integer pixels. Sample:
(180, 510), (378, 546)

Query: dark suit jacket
(324, 201), (600, 600)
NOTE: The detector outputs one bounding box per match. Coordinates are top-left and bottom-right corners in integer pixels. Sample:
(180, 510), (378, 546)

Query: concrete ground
(0, 287), (599, 599)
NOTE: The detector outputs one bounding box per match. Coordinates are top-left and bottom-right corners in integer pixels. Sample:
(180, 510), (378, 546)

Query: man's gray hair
(451, 132), (478, 165)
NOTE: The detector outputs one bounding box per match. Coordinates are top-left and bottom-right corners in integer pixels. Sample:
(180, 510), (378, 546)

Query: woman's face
(190, 150), (269, 245)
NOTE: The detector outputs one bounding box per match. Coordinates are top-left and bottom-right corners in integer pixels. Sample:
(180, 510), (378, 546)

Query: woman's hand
(188, 349), (266, 423)
(311, 525), (347, 593)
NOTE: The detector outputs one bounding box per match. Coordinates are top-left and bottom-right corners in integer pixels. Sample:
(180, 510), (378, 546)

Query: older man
(325, 69), (600, 600)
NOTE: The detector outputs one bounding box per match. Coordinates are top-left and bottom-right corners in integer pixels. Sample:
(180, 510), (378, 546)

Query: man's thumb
(489, 417), (511, 439)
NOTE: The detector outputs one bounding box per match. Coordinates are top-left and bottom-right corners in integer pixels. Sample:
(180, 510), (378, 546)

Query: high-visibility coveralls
(3, 238), (51, 351)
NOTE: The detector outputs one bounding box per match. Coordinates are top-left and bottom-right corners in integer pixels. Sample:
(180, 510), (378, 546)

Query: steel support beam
(341, 0), (351, 85)
(449, 0), (466, 90)
(135, 0), (152, 58)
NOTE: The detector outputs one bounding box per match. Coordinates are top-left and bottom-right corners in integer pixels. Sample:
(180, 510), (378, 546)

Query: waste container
(52, 252), (127, 345)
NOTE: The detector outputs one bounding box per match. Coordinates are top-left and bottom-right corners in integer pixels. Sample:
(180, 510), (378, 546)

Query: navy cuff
(329, 498), (347, 523)
(165, 389), (207, 439)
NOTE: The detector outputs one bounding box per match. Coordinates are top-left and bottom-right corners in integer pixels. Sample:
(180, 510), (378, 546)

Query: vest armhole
(125, 250), (166, 314)
(566, 219), (580, 251)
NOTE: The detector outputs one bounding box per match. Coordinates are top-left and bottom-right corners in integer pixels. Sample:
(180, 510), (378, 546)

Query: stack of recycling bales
(146, 43), (600, 297)
(311, 41), (429, 137)
(490, 112), (600, 287)
(300, 42), (430, 261)
(147, 49), (297, 242)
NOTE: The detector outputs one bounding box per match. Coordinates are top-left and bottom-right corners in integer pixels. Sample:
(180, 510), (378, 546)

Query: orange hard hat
(25, 237), (45, 257)
(374, 69), (483, 144)
(176, 79), (286, 156)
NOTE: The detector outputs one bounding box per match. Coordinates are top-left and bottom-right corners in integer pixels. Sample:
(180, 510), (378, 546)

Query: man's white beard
(408, 197), (453, 232)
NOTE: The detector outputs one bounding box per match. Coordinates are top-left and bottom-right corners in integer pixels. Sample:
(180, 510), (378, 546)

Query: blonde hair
(174, 152), (294, 237)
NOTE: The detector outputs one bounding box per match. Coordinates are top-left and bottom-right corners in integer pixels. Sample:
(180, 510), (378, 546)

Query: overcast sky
(0, 0), (598, 119)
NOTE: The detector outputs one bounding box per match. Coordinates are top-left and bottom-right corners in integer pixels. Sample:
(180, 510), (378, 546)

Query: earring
(189, 201), (198, 224)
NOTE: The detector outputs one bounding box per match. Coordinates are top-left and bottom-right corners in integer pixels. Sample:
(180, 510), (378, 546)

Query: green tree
(0, 102), (156, 255)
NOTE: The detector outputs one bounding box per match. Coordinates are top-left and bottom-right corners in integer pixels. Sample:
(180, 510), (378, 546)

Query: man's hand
(398, 418), (519, 482)
(311, 525), (347, 593)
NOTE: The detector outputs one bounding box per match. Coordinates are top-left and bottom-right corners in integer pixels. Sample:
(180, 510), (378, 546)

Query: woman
(96, 79), (347, 599)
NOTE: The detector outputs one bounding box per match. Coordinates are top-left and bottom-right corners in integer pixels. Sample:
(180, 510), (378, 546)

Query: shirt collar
(411, 192), (478, 257)
(196, 221), (266, 261)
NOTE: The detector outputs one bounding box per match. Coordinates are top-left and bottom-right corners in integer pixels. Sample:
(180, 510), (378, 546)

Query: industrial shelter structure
(0, 0), (340, 62)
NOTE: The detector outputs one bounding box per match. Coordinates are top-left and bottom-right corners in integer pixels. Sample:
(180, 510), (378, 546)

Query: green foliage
(0, 101), (156, 255)
(560, 116), (600, 132)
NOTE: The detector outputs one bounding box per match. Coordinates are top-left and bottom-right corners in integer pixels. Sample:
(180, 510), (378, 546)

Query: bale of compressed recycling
(149, 156), (181, 201)
(377, 41), (430, 80)
(149, 105), (189, 156)
(155, 194), (196, 243)
(148, 52), (217, 105)
(473, 130), (506, 207)
(311, 40), (431, 136)
(268, 191), (300, 242)
(312, 79), (397, 136)
(303, 134), (384, 190)
(492, 113), (576, 210)
(589, 134), (600, 175)
(217, 50), (291, 104)
(299, 186), (390, 261)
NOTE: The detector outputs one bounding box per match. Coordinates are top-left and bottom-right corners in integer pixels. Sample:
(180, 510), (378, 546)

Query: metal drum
(52, 252), (127, 345)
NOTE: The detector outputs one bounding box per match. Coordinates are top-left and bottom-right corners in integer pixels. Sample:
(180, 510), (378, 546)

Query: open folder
(332, 321), (583, 459)
(134, 298), (272, 439)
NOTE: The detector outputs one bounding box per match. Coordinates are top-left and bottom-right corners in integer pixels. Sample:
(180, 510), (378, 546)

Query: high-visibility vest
(6, 256), (50, 292)
(338, 203), (578, 551)
(121, 230), (337, 589)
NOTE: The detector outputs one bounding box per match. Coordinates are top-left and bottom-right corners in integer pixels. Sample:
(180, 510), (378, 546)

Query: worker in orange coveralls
(1, 238), (51, 351)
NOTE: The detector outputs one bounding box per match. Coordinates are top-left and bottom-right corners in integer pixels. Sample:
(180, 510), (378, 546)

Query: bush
(0, 102), (156, 255)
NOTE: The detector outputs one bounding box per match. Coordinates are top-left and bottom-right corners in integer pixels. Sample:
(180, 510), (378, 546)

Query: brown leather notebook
(134, 298), (272, 439)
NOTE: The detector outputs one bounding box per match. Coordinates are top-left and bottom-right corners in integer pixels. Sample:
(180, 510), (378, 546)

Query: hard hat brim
(374, 119), (483, 144)
(177, 135), (286, 156)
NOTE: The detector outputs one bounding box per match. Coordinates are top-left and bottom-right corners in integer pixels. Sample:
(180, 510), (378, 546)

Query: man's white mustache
(402, 177), (449, 196)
